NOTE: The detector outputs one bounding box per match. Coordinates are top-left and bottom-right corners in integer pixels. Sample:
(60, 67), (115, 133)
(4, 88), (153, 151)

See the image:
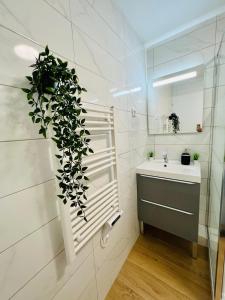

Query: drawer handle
(140, 199), (194, 216)
(140, 175), (196, 184)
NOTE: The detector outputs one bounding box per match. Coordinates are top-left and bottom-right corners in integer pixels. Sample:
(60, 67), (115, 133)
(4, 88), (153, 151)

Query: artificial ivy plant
(169, 113), (180, 134)
(22, 46), (93, 221)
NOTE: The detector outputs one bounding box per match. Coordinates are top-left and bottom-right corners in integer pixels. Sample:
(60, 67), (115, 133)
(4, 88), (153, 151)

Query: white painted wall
(0, 1), (149, 299)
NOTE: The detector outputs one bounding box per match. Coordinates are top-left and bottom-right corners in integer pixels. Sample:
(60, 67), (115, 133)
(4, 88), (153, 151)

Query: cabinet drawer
(138, 199), (199, 242)
(137, 174), (200, 214)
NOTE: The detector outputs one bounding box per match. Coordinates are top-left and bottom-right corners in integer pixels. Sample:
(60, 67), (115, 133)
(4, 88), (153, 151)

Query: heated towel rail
(58, 105), (120, 263)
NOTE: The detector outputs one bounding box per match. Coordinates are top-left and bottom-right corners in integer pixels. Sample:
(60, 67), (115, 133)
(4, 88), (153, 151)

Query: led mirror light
(153, 71), (197, 87)
(14, 44), (39, 61)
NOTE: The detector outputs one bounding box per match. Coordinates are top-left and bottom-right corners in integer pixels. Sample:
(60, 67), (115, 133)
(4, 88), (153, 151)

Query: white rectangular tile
(87, 0), (124, 41)
(0, 218), (64, 299)
(45, 0), (70, 19)
(154, 22), (216, 65)
(53, 254), (95, 300)
(11, 240), (93, 300)
(0, 139), (54, 197)
(0, 0), (74, 60)
(0, 180), (57, 253)
(70, 0), (125, 62)
(73, 26), (125, 85)
(0, 86), (43, 140)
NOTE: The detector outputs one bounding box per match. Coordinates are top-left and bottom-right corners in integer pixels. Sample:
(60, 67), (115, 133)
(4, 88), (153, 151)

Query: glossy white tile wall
(0, 1), (148, 299)
(146, 17), (224, 237)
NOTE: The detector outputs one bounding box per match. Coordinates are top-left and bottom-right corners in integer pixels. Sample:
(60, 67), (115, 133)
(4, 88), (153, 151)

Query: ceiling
(113, 0), (225, 46)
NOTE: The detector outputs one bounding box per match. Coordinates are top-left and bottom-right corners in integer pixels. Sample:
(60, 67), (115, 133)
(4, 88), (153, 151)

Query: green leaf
(22, 88), (30, 94)
(26, 76), (33, 82)
(46, 87), (55, 93)
(45, 45), (49, 55)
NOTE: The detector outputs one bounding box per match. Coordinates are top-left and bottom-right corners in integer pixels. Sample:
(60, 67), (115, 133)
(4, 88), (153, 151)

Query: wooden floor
(106, 226), (211, 300)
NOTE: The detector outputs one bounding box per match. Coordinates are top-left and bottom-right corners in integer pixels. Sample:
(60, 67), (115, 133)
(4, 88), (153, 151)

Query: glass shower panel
(208, 33), (225, 294)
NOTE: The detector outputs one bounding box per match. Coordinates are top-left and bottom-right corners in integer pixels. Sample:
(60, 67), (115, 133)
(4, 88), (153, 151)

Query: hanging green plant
(168, 113), (180, 134)
(22, 46), (93, 221)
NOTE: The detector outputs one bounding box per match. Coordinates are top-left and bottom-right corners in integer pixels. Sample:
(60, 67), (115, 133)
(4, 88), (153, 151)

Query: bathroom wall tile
(131, 146), (149, 169)
(45, 0), (70, 19)
(212, 127), (225, 160)
(146, 48), (154, 68)
(154, 22), (216, 66)
(130, 113), (147, 132)
(127, 86), (147, 115)
(116, 132), (130, 154)
(78, 277), (98, 300)
(76, 65), (111, 108)
(70, 0), (125, 62)
(73, 26), (125, 85)
(0, 180), (57, 254)
(115, 109), (131, 133)
(130, 130), (149, 150)
(0, 218), (64, 299)
(152, 45), (215, 81)
(0, 86), (42, 141)
(216, 16), (225, 44)
(217, 62), (225, 86)
(87, 0), (124, 40)
(93, 211), (134, 271)
(200, 178), (208, 197)
(0, 139), (54, 197)
(0, 26), (42, 88)
(53, 254), (96, 300)
(204, 88), (214, 108)
(11, 240), (93, 300)
(154, 144), (210, 162)
(203, 107), (213, 127)
(95, 212), (138, 300)
(204, 66), (215, 88)
(154, 129), (211, 146)
(123, 20), (142, 51)
(201, 162), (209, 179)
(0, 0), (74, 60)
(199, 209), (208, 225)
(200, 195), (208, 212)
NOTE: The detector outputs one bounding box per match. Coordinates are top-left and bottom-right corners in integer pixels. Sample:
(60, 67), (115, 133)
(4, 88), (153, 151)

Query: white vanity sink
(136, 159), (201, 183)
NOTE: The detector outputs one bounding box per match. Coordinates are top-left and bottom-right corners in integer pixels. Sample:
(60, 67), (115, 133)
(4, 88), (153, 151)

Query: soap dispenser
(181, 148), (191, 165)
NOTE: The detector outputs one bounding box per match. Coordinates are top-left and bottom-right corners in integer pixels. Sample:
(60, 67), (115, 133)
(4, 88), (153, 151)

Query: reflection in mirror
(148, 66), (204, 135)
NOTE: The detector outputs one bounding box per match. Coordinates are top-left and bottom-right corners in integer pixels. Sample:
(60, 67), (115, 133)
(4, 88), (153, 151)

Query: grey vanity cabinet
(137, 174), (200, 243)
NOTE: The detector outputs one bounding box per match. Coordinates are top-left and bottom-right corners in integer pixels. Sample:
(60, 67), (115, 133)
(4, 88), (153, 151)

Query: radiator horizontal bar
(85, 120), (113, 125)
(86, 162), (116, 177)
(76, 127), (114, 131)
(74, 208), (119, 253)
(84, 107), (113, 114)
(82, 113), (112, 120)
(72, 193), (118, 231)
(87, 147), (115, 157)
(70, 186), (118, 224)
(73, 197), (118, 238)
(84, 156), (115, 169)
(70, 180), (117, 215)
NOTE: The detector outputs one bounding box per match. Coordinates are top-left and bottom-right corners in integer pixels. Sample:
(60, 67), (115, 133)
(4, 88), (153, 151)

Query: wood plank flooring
(106, 226), (211, 300)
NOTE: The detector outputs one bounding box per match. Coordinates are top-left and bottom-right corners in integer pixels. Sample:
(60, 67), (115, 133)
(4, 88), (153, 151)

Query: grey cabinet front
(137, 174), (200, 242)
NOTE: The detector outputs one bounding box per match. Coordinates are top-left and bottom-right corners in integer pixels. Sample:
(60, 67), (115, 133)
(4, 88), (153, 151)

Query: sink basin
(136, 159), (201, 183)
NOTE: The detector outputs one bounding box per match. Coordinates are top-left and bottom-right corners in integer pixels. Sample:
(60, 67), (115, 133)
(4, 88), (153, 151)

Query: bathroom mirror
(147, 66), (204, 135)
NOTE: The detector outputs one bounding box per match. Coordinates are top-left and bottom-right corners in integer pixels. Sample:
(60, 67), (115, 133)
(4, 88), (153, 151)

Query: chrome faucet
(162, 152), (168, 163)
